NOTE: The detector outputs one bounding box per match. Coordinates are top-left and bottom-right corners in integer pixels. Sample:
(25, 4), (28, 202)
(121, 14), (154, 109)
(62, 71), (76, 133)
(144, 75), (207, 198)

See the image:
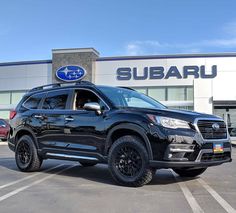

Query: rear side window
(23, 93), (45, 109)
(42, 90), (69, 110)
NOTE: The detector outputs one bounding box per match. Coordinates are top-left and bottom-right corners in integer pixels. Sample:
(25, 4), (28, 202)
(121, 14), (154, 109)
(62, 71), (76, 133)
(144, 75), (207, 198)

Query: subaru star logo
(212, 123), (220, 131)
(56, 65), (86, 82)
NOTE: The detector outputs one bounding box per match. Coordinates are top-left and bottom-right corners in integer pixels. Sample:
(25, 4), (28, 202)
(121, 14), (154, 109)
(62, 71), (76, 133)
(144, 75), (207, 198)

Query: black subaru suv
(8, 81), (232, 186)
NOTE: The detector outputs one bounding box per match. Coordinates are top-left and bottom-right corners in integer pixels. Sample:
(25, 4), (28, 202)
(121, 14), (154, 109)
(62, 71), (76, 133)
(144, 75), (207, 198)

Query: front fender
(105, 123), (153, 160)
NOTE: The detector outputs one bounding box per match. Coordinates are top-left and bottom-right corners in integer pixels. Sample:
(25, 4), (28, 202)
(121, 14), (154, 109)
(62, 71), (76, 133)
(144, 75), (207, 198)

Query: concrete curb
(0, 142), (8, 146)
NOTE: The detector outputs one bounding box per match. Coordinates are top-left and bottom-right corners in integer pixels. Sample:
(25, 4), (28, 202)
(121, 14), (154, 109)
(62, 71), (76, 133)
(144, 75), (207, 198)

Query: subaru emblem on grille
(212, 123), (220, 131)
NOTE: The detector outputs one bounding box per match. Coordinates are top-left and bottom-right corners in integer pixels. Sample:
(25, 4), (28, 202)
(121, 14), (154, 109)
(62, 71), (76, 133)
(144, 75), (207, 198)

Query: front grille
(201, 152), (231, 162)
(197, 120), (227, 140)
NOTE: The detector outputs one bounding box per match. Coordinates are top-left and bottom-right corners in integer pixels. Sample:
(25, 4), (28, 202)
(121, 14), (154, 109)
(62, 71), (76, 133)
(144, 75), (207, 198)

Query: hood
(120, 107), (221, 123)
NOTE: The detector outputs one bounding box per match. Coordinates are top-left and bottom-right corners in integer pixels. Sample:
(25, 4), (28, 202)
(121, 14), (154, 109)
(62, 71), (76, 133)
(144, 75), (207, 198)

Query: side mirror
(83, 102), (102, 115)
(0, 124), (6, 128)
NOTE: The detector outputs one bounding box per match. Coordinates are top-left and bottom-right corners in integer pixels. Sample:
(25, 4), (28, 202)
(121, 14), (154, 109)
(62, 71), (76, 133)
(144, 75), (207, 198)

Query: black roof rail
(118, 86), (135, 91)
(75, 81), (95, 86)
(29, 81), (95, 93)
(29, 83), (62, 92)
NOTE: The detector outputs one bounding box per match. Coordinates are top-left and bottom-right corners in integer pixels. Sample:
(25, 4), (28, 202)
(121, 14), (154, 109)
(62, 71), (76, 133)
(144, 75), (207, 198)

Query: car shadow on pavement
(0, 159), (198, 187)
(52, 164), (116, 185)
(150, 169), (199, 185)
(0, 157), (19, 170)
(40, 163), (197, 186)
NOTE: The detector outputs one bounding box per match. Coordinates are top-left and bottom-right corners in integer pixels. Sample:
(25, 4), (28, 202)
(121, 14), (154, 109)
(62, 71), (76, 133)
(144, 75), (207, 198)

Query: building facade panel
(0, 62), (51, 118)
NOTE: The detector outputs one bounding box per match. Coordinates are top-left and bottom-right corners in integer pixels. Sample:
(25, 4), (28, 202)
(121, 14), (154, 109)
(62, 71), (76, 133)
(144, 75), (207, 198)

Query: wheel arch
(105, 123), (153, 160)
(14, 127), (39, 149)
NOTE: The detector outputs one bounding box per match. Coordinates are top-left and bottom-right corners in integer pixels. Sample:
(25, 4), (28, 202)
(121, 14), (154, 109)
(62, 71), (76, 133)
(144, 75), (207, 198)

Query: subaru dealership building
(0, 48), (236, 138)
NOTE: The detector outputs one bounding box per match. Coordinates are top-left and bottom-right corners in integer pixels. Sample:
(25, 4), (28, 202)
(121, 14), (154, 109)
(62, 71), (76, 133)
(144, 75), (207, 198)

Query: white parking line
(0, 164), (64, 190)
(197, 178), (236, 213)
(171, 171), (204, 213)
(0, 157), (13, 159)
(0, 164), (76, 202)
(0, 142), (8, 146)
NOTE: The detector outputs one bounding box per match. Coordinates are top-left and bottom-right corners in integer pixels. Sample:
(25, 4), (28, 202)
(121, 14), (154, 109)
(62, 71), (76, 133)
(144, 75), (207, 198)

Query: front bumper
(150, 146), (232, 169)
(148, 116), (232, 168)
(150, 158), (231, 168)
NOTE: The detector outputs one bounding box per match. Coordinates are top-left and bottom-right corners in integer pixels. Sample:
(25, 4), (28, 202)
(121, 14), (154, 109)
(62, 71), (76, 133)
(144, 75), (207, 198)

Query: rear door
(21, 92), (46, 138)
(37, 89), (72, 150)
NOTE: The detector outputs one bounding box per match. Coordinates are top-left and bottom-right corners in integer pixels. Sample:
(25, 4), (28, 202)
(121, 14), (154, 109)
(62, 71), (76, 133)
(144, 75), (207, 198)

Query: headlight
(147, 115), (190, 129)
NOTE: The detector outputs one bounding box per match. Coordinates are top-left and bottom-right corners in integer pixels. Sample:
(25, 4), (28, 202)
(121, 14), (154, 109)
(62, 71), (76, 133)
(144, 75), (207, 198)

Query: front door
(64, 89), (109, 154)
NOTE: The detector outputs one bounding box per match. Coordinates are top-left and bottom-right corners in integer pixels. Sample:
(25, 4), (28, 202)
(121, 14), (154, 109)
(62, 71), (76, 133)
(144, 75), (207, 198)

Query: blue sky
(0, 0), (236, 62)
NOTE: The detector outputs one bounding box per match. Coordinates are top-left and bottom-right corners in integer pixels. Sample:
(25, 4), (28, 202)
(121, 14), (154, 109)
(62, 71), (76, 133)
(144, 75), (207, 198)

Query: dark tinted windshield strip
(97, 86), (166, 110)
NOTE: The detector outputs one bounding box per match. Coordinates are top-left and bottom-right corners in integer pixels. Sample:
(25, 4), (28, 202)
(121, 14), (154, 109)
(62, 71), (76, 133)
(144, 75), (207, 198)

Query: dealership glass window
(0, 92), (11, 105)
(0, 91), (27, 105)
(0, 110), (10, 119)
(132, 86), (194, 110)
(148, 88), (166, 101)
(132, 86), (194, 102)
(214, 108), (236, 138)
(11, 91), (26, 105)
(167, 87), (185, 101)
(186, 87), (193, 101)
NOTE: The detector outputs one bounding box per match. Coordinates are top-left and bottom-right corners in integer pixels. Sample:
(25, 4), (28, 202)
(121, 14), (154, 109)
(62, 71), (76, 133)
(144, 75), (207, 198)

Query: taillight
(10, 110), (17, 120)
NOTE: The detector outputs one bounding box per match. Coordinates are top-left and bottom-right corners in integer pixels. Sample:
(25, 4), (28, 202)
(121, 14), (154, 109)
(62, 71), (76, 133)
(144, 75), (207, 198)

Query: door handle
(34, 115), (43, 119)
(65, 117), (74, 121)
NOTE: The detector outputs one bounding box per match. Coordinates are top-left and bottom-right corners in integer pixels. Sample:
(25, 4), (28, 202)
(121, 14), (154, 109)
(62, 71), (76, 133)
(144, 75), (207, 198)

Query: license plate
(213, 143), (224, 153)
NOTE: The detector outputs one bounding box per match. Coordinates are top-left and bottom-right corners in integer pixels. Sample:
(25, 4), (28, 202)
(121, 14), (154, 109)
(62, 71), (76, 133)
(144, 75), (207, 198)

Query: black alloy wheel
(15, 135), (42, 172)
(115, 145), (142, 177)
(108, 135), (153, 187)
(17, 141), (31, 165)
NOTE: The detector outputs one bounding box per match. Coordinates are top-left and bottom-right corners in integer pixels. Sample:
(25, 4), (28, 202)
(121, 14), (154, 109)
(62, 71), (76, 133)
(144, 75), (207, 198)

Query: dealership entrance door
(214, 103), (236, 140)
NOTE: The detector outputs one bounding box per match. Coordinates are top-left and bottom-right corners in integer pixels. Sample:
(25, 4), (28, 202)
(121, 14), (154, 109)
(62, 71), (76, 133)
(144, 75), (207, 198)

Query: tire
(173, 168), (207, 177)
(108, 135), (153, 187)
(151, 168), (157, 176)
(1, 139), (7, 142)
(79, 161), (97, 167)
(15, 135), (42, 172)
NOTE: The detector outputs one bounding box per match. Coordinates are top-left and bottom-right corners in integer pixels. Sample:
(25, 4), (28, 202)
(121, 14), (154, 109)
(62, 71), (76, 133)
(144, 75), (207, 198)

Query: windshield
(98, 86), (166, 109)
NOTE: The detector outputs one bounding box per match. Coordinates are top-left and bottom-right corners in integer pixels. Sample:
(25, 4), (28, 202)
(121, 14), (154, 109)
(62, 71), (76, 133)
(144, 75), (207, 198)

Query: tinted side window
(73, 89), (108, 110)
(42, 91), (69, 110)
(23, 93), (45, 109)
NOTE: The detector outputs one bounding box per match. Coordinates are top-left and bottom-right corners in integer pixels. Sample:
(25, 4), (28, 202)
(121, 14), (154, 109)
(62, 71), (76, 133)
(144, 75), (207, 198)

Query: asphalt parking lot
(0, 143), (235, 213)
